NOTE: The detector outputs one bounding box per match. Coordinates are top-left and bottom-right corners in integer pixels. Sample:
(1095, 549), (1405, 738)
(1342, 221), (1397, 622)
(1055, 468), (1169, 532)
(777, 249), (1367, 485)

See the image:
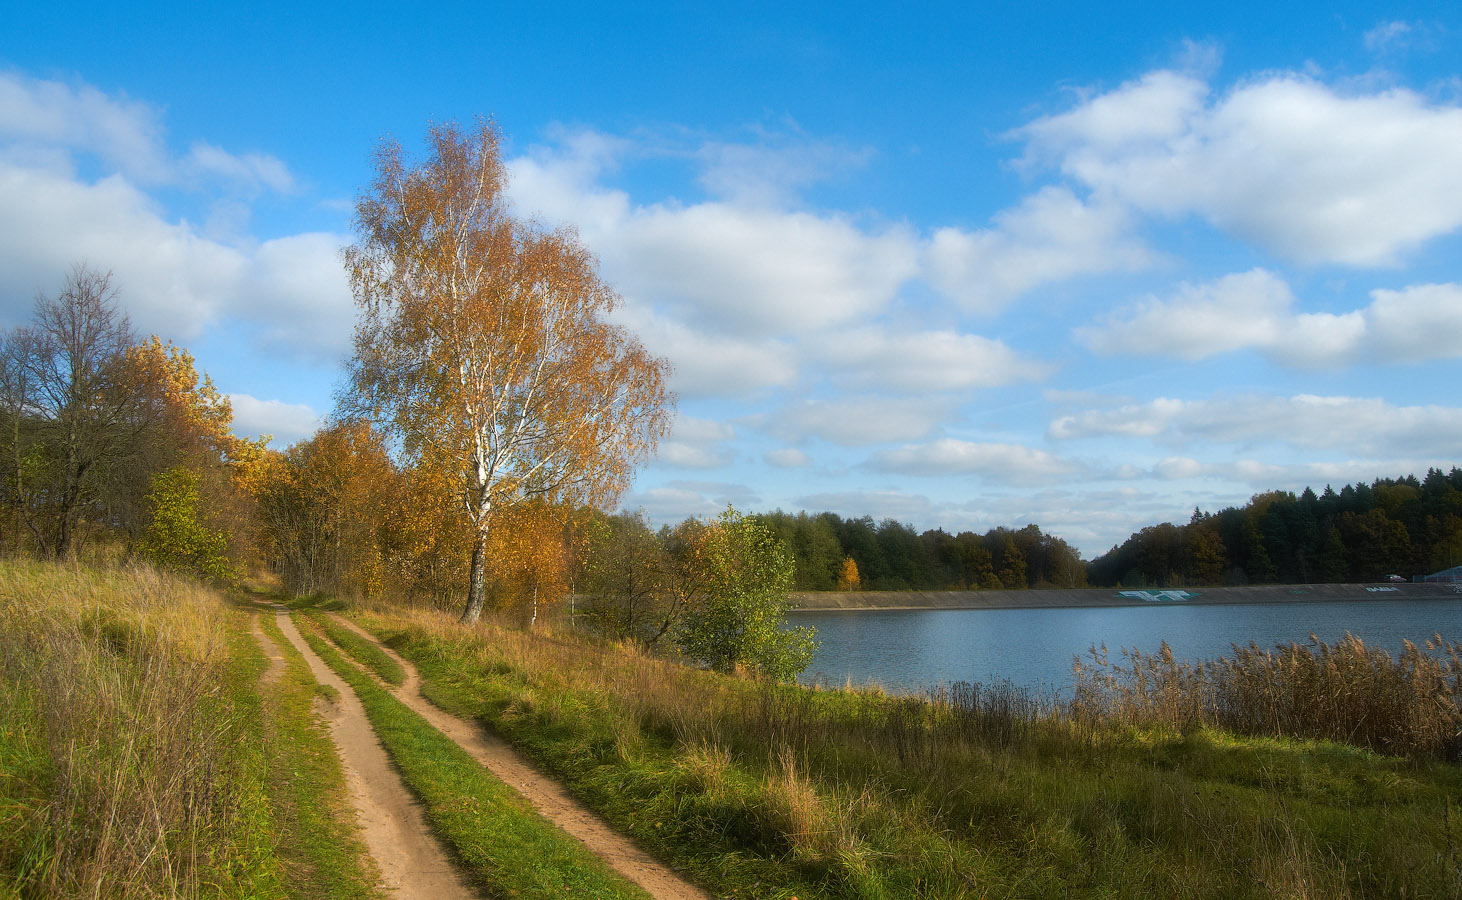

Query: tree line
(1087, 470), (1462, 588)
(756, 511), (1087, 591)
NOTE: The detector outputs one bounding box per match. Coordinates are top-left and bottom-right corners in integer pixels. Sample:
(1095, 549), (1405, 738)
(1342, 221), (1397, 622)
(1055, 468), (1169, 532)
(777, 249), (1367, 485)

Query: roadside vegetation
(294, 611), (652, 900)
(0, 561), (280, 898)
(347, 599), (1462, 900)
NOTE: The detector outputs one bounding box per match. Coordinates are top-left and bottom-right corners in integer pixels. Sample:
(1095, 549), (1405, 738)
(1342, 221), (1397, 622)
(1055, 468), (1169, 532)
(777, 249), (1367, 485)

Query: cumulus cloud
(757, 396), (956, 446)
(623, 480), (761, 522)
(1020, 69), (1462, 265)
(695, 137), (871, 207)
(0, 159), (353, 358)
(654, 414), (738, 469)
(1049, 393), (1462, 459)
(228, 394), (322, 446)
(0, 73), (347, 360)
(815, 326), (1052, 392)
(0, 71), (294, 193)
(1079, 270), (1462, 367)
(510, 135), (919, 338)
(611, 306), (796, 398)
(866, 439), (1082, 483)
(926, 186), (1154, 313)
(1152, 456), (1452, 488)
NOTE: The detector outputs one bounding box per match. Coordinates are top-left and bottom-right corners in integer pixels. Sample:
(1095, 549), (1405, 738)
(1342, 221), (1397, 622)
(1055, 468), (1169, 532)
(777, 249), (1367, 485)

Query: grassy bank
(351, 603), (1462, 900)
(294, 612), (653, 900)
(0, 561), (282, 898)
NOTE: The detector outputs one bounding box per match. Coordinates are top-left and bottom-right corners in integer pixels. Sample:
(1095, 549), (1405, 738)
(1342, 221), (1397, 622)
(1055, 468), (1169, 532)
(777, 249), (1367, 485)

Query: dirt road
(261, 606), (481, 900)
(326, 613), (713, 900)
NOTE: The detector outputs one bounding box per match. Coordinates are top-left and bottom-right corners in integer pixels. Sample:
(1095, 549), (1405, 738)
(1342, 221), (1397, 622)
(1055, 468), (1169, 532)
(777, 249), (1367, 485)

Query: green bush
(138, 467), (235, 584)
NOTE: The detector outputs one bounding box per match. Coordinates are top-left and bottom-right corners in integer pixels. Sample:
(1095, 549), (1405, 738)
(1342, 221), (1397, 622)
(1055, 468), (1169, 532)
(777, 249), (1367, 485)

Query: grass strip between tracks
(294, 613), (652, 900)
(254, 605), (383, 899)
(312, 612), (406, 686)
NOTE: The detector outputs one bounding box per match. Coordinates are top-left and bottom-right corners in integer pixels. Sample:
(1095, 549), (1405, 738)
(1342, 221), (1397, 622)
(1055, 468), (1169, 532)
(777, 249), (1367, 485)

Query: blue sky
(3, 2), (1461, 556)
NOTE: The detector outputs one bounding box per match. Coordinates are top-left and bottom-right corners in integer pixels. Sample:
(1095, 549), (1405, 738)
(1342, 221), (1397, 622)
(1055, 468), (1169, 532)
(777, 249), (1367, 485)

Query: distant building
(1419, 566), (1462, 583)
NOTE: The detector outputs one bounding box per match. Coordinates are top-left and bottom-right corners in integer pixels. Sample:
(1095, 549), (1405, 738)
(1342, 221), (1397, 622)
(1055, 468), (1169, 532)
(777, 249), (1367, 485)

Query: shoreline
(789, 582), (1461, 612)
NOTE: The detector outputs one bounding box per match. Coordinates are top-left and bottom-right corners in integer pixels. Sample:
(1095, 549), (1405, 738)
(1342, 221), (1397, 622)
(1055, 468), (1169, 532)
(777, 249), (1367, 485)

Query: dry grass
(0, 560), (275, 898)
(1074, 633), (1462, 759)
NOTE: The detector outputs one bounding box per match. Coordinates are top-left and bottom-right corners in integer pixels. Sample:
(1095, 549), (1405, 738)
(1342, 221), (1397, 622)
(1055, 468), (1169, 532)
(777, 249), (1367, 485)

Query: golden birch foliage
(343, 120), (673, 622)
(483, 500), (579, 620)
(836, 555), (861, 592)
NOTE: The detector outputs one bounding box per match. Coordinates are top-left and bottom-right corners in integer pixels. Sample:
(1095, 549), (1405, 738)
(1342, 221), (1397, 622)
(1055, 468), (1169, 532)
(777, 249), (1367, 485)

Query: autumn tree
(835, 555), (860, 591)
(344, 121), (672, 624)
(484, 500), (577, 628)
(255, 420), (400, 598)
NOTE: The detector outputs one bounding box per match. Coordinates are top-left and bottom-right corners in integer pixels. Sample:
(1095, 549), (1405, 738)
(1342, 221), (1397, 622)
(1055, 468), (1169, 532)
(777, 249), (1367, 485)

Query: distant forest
(759, 467), (1462, 592)
(1087, 468), (1462, 588)
(756, 512), (1086, 591)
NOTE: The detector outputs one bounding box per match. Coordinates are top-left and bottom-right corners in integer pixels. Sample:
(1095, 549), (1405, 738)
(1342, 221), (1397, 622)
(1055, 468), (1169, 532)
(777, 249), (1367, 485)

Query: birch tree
(344, 121), (673, 624)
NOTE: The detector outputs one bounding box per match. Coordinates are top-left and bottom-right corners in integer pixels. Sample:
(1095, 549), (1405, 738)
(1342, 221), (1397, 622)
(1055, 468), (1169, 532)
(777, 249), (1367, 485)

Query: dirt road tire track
(265, 606), (481, 900)
(326, 613), (713, 900)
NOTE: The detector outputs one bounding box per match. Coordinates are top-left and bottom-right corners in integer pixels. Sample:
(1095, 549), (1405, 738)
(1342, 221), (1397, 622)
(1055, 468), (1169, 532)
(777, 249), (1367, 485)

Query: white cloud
(0, 70), (168, 182)
(0, 71), (294, 193)
(0, 159), (352, 359)
(1364, 21), (1414, 52)
(867, 439), (1081, 483)
(1080, 270), (1462, 367)
(1152, 456), (1452, 488)
(764, 448), (810, 468)
(792, 489), (943, 525)
(1021, 69), (1462, 265)
(758, 396), (956, 446)
(183, 141), (296, 194)
(612, 306), (796, 398)
(510, 134), (919, 338)
(815, 326), (1051, 391)
(1050, 393), (1462, 459)
(228, 394), (322, 446)
(926, 186), (1154, 313)
(654, 414), (737, 469)
(695, 138), (870, 207)
(624, 480), (761, 522)
(656, 442), (735, 469)
(670, 415), (735, 442)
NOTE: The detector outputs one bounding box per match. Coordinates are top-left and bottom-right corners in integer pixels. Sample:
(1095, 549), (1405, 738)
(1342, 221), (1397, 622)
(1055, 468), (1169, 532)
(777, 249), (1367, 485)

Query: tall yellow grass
(0, 560), (265, 898)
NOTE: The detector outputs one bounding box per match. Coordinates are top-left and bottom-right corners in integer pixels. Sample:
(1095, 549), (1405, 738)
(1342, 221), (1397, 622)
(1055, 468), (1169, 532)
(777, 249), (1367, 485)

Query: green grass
(252, 605), (382, 899)
(305, 611), (406, 686)
(292, 614), (653, 900)
(352, 605), (1462, 900)
(0, 560), (287, 898)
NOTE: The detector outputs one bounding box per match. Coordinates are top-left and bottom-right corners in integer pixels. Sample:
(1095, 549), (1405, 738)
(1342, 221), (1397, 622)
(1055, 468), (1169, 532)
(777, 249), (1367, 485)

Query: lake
(792, 598), (1462, 695)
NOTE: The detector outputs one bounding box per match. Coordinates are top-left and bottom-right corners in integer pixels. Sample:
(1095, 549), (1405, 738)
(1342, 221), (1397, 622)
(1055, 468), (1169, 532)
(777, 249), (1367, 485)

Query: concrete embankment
(790, 582), (1461, 612)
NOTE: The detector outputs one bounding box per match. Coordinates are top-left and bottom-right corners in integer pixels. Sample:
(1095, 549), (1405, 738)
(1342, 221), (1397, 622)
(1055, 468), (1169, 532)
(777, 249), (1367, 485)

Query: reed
(1073, 633), (1462, 760)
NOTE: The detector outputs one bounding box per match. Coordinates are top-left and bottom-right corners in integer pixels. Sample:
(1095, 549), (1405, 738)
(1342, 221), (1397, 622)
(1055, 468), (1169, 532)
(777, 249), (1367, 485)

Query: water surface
(794, 599), (1462, 694)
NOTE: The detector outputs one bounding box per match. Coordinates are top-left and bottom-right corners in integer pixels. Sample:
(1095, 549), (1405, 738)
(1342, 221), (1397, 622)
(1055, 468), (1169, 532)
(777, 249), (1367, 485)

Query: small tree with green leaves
(139, 466), (235, 583)
(675, 507), (816, 680)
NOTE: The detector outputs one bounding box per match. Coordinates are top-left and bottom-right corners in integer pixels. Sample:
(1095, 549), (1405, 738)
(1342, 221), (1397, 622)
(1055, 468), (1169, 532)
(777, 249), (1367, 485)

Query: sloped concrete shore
(790, 582), (1462, 611)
